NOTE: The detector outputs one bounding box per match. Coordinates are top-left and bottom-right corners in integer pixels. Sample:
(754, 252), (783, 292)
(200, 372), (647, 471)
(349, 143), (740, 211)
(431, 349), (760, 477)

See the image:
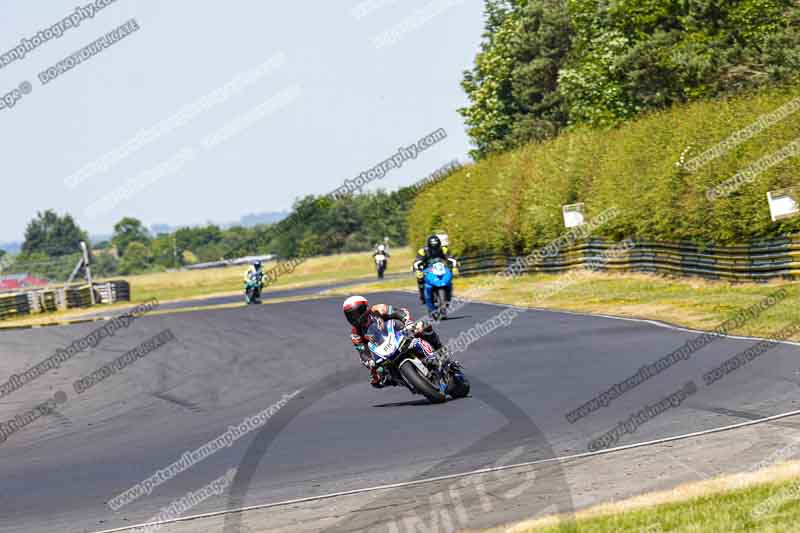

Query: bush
(410, 83), (800, 254)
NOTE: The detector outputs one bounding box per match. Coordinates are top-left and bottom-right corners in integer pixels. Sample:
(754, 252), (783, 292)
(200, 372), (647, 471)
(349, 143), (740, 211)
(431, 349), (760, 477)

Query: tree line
(461, 0), (800, 159)
(4, 182), (436, 280)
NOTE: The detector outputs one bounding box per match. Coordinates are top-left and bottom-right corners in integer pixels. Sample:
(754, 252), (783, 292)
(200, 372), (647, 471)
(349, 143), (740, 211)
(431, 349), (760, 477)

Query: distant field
(107, 247), (414, 304)
(8, 248), (800, 340)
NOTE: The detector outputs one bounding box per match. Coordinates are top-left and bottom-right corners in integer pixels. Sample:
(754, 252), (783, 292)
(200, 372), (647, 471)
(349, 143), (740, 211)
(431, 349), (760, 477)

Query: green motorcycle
(244, 273), (264, 304)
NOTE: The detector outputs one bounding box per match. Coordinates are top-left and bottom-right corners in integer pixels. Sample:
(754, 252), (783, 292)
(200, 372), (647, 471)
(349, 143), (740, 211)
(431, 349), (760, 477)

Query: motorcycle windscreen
(425, 261), (452, 286)
(366, 320), (400, 361)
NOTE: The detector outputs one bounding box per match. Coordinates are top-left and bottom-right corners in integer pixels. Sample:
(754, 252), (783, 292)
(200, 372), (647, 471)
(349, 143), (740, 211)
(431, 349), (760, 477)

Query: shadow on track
(223, 372), (576, 533)
(372, 398), (439, 408)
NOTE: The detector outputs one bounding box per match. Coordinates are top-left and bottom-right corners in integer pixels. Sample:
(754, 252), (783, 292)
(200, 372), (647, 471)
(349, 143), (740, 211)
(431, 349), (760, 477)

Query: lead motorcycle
(366, 318), (469, 403)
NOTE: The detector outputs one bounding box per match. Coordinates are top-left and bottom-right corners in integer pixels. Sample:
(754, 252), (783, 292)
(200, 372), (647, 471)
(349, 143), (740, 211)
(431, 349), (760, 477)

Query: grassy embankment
(485, 461), (800, 532)
(409, 85), (800, 254)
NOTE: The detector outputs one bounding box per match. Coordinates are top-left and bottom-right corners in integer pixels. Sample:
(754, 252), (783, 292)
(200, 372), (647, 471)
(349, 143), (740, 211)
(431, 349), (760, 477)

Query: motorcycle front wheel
(399, 363), (446, 403)
(436, 287), (449, 319)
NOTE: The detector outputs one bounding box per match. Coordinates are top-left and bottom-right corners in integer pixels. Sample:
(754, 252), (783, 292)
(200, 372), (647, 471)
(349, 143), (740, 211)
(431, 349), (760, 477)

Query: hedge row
(409, 84), (800, 256)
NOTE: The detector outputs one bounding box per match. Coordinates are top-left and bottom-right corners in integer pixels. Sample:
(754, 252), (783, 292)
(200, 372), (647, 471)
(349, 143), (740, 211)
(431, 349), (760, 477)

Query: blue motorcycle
(423, 259), (454, 319)
(366, 318), (470, 403)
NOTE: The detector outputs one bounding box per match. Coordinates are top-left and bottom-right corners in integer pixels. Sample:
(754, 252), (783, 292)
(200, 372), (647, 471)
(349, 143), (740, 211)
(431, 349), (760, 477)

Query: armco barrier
(66, 285), (93, 308)
(0, 294), (31, 321)
(456, 237), (800, 281)
(95, 280), (130, 303)
(0, 280), (131, 322)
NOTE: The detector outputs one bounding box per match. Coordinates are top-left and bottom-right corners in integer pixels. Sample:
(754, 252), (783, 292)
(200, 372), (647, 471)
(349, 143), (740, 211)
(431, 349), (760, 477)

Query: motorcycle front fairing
(424, 261), (453, 288)
(365, 319), (405, 366)
(423, 261), (453, 311)
(365, 319), (445, 382)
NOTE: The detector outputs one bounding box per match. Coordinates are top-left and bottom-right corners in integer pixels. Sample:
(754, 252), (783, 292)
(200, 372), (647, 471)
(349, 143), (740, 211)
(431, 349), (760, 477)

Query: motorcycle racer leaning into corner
(412, 234), (459, 304)
(343, 295), (444, 388)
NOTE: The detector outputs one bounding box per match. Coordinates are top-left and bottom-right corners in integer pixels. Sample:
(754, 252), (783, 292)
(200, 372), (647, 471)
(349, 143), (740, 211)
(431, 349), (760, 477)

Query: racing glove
(448, 258), (459, 275)
(355, 345), (372, 368)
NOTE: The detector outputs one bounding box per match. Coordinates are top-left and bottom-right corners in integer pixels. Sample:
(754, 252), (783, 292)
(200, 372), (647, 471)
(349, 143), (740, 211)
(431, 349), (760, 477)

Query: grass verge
(0, 249), (414, 327)
(326, 269), (800, 340)
(117, 247), (413, 304)
(484, 461), (800, 532)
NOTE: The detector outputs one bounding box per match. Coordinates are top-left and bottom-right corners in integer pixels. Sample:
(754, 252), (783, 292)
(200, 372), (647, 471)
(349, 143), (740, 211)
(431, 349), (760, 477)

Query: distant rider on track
(374, 244), (390, 278)
(244, 260), (267, 284)
(374, 243), (390, 259)
(244, 260), (268, 300)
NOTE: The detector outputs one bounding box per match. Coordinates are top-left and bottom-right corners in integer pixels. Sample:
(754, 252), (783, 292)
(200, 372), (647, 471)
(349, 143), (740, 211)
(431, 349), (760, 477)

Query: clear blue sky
(0, 0), (485, 242)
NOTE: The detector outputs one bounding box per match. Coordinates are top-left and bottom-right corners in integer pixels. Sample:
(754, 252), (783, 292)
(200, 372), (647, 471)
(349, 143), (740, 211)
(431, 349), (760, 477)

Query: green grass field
(7, 247), (800, 343)
(506, 474), (800, 532)
(0, 248), (415, 326)
(109, 247), (415, 304)
(329, 269), (800, 340)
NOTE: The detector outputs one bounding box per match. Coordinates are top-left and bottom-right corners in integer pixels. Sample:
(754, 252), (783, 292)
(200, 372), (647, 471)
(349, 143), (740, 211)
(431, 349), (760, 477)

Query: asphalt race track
(155, 272), (412, 312)
(1, 289), (799, 532)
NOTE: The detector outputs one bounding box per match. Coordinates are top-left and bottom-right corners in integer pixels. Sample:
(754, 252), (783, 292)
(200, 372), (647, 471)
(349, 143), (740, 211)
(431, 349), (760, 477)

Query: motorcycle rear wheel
(447, 376), (470, 399)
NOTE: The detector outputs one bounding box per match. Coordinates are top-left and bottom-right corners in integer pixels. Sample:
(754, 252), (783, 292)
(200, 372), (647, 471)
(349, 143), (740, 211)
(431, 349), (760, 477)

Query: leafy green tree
(461, 0), (573, 158)
(298, 230), (323, 257)
(462, 0), (800, 156)
(174, 225), (223, 260)
(92, 252), (119, 278)
(118, 242), (153, 274)
(112, 217), (151, 257)
(194, 242), (226, 262)
(219, 226), (261, 259)
(22, 210), (88, 257)
(260, 190), (417, 257)
(94, 185), (425, 270)
(150, 234), (178, 268)
(8, 251), (79, 282)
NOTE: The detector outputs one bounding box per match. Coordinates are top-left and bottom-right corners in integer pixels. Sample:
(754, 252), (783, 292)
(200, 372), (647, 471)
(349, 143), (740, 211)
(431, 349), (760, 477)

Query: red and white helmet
(343, 295), (371, 329)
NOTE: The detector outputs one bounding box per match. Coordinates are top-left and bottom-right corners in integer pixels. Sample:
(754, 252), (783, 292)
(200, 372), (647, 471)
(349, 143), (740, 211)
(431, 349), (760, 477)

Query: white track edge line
(89, 406), (800, 533)
(384, 288), (800, 347)
(458, 296), (800, 347)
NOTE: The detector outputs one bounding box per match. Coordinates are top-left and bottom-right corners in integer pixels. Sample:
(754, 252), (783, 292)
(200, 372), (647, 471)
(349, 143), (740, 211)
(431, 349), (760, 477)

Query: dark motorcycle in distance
(366, 318), (469, 403)
(374, 252), (388, 279)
